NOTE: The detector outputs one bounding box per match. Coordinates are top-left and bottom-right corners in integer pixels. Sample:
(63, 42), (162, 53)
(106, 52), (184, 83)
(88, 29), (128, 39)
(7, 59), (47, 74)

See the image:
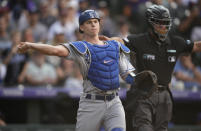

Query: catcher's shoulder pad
(115, 40), (130, 54)
(70, 41), (88, 55)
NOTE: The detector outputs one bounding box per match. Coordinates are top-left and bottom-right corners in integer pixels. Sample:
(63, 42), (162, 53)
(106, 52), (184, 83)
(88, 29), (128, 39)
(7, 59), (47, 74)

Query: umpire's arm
(99, 36), (125, 45)
(17, 42), (69, 57)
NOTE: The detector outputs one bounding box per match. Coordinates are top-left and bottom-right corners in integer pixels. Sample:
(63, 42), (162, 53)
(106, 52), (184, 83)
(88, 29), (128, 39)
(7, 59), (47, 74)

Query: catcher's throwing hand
(17, 42), (30, 53)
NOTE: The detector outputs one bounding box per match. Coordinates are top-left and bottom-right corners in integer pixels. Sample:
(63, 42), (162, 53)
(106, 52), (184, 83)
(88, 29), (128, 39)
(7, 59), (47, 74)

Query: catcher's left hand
(134, 70), (158, 98)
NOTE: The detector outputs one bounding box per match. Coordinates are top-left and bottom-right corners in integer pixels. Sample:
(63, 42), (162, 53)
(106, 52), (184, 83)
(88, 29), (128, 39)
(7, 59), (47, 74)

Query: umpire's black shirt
(123, 32), (194, 86)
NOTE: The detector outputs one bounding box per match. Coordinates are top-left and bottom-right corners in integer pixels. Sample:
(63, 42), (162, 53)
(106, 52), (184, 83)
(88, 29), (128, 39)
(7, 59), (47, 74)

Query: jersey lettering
(143, 54), (155, 61)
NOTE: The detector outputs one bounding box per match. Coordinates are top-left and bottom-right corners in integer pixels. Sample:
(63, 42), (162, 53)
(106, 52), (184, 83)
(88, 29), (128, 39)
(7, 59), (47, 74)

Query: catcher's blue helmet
(79, 10), (100, 25)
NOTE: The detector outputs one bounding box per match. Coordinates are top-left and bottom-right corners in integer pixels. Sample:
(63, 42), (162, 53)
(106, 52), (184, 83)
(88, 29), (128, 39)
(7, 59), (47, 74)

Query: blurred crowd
(0, 0), (200, 92)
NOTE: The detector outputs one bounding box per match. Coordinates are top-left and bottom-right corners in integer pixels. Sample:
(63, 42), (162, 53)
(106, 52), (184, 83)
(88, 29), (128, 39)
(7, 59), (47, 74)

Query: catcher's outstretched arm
(17, 42), (69, 57)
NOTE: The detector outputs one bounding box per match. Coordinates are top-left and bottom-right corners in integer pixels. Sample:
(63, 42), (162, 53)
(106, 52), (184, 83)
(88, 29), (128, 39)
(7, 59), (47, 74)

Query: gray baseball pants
(75, 94), (126, 131)
(133, 90), (172, 131)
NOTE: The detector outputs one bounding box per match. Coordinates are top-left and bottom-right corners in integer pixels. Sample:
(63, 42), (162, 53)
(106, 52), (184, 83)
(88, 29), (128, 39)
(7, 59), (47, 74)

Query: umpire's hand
(99, 35), (125, 44)
(99, 35), (111, 41)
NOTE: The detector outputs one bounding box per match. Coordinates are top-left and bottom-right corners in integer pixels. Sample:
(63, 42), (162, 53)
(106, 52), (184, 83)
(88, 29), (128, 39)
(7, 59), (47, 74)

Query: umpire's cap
(79, 10), (100, 33)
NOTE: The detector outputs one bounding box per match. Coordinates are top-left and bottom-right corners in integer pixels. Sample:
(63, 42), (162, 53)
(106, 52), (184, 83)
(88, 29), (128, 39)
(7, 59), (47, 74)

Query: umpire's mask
(146, 5), (172, 42)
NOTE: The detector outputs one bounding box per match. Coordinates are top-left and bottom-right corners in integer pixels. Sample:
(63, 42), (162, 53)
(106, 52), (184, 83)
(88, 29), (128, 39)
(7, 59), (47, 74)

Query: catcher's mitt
(134, 70), (158, 98)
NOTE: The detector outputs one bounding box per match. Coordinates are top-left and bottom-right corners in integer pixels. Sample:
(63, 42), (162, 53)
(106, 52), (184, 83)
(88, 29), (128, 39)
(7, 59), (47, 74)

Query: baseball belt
(85, 92), (118, 101)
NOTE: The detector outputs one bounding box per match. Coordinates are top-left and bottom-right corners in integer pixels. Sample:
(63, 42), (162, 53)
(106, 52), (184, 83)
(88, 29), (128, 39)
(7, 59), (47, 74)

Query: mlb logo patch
(168, 56), (176, 62)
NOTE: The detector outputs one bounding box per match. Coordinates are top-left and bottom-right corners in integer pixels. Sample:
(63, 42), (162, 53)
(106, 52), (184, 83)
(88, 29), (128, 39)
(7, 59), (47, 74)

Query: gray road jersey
(62, 42), (135, 94)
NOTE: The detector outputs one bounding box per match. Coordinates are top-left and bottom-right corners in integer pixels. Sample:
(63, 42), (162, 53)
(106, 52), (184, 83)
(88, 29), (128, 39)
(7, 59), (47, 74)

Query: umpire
(100, 4), (201, 131)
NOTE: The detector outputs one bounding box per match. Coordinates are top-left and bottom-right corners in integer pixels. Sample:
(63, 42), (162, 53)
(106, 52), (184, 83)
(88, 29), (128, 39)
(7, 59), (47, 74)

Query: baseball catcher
(17, 9), (154, 131)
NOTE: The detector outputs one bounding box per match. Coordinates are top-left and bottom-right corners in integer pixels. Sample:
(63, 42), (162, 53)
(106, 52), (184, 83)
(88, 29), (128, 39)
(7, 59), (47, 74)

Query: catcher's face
(80, 19), (100, 36)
